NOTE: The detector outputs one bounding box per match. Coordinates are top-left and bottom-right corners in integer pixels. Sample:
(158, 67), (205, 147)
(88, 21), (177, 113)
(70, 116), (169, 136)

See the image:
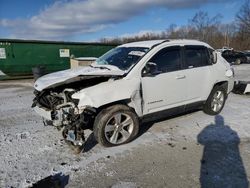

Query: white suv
(32, 39), (234, 150)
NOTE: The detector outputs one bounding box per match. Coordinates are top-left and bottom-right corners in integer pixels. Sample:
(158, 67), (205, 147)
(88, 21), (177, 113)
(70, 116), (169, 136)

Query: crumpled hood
(34, 65), (125, 91)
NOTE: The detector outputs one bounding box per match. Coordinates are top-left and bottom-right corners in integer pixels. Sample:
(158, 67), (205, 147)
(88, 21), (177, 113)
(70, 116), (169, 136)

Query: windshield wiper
(89, 65), (111, 71)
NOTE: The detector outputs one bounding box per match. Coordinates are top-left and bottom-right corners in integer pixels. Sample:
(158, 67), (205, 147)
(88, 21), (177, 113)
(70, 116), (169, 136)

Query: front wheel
(203, 85), (227, 115)
(93, 105), (139, 147)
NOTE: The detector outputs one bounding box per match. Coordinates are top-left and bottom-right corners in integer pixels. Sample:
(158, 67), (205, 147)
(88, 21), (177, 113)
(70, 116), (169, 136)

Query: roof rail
(151, 39), (170, 49)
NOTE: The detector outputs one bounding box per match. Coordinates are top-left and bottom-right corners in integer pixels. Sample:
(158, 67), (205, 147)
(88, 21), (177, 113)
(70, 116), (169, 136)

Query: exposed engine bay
(32, 75), (114, 153)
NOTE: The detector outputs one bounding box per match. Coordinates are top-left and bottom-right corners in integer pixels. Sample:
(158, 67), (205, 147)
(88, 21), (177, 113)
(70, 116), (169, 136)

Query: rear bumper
(33, 106), (52, 120)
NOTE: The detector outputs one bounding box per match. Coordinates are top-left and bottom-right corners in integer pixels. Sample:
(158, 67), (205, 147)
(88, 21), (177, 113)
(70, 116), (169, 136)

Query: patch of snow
(0, 70), (6, 76)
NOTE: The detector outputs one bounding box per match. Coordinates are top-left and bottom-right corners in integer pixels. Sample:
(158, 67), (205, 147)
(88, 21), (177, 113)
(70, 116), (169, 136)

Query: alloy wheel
(104, 112), (134, 144)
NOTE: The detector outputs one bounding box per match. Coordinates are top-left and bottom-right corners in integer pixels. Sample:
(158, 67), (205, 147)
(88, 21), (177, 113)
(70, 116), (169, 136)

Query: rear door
(182, 45), (212, 103)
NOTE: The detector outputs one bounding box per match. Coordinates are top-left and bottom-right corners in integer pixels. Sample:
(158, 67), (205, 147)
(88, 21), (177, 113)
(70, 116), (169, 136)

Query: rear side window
(184, 46), (210, 68)
(149, 47), (182, 73)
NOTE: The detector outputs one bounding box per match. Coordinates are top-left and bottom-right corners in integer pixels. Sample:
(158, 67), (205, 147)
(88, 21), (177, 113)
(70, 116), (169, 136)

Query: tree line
(100, 0), (250, 51)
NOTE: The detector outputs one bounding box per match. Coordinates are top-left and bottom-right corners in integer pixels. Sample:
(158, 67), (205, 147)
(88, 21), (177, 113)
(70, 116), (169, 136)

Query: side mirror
(142, 62), (161, 77)
(212, 51), (217, 64)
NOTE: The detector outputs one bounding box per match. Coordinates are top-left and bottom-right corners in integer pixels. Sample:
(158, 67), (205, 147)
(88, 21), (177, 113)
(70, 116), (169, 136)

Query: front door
(141, 46), (187, 115)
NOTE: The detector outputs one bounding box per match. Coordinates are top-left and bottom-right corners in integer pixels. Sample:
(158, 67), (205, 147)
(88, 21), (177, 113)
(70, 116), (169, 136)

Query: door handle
(176, 75), (186, 79)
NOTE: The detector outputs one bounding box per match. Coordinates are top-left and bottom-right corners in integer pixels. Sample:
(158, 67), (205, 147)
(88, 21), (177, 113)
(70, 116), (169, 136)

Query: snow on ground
(0, 70), (6, 76)
(0, 64), (250, 188)
(233, 64), (250, 81)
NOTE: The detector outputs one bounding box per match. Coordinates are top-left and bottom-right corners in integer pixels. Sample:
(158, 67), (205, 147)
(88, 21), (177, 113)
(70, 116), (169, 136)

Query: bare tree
(236, 0), (250, 35)
(235, 0), (250, 49)
(99, 7), (250, 50)
(189, 11), (222, 42)
(218, 23), (237, 48)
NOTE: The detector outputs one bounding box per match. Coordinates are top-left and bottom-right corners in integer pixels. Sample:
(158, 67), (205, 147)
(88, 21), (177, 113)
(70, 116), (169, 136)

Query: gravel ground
(0, 64), (250, 188)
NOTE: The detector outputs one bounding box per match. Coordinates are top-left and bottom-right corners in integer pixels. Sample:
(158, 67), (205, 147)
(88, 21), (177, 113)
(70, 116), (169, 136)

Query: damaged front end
(32, 75), (116, 153)
(31, 60), (142, 152)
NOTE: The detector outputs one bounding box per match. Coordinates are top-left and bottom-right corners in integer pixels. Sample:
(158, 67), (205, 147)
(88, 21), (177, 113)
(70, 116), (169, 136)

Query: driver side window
(149, 46), (182, 73)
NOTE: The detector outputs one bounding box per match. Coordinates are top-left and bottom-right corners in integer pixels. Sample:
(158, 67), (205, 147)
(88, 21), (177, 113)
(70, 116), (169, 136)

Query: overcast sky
(0, 0), (245, 41)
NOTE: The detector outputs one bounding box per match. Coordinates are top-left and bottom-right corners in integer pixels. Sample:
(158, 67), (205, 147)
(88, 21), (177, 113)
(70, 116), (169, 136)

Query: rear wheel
(93, 105), (139, 147)
(203, 85), (227, 115)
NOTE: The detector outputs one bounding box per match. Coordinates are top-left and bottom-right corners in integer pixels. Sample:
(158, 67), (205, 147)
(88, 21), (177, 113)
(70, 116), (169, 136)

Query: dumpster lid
(75, 57), (98, 61)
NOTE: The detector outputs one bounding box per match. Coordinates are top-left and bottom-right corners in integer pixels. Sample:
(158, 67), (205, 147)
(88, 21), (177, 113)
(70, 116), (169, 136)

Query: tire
(235, 58), (241, 65)
(203, 85), (227, 115)
(93, 104), (139, 147)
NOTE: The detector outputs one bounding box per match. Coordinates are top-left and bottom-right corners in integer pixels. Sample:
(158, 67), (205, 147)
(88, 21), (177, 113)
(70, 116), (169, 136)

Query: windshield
(95, 47), (149, 70)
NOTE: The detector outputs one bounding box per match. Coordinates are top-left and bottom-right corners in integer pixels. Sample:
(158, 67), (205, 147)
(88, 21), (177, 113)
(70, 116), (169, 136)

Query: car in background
(222, 50), (248, 65)
(216, 46), (233, 53)
(244, 51), (250, 63)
